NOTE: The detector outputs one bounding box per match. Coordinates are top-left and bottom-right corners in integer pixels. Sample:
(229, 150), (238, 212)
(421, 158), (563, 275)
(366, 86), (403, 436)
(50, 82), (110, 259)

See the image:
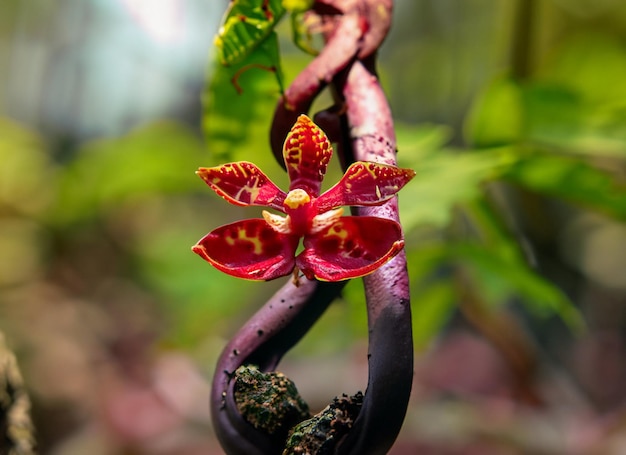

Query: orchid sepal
(296, 216), (405, 281)
(283, 115), (333, 196)
(197, 162), (287, 211)
(192, 219), (298, 281)
(315, 161), (416, 212)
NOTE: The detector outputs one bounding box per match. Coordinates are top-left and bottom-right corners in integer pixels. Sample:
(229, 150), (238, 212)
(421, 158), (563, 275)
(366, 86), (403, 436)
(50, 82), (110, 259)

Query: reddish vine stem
(211, 1), (412, 454)
(332, 57), (413, 455)
(270, 10), (363, 161)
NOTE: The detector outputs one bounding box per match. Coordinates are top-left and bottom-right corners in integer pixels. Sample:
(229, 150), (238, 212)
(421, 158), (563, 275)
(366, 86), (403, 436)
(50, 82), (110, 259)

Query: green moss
(283, 392), (363, 455)
(233, 365), (310, 434)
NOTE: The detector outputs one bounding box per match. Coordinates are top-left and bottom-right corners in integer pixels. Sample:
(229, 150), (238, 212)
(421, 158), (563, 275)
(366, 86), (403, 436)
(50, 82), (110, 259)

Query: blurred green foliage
(0, 117), (277, 351)
(202, 4), (626, 353)
(0, 118), (52, 288)
(2, 1), (626, 451)
(0, 1), (624, 362)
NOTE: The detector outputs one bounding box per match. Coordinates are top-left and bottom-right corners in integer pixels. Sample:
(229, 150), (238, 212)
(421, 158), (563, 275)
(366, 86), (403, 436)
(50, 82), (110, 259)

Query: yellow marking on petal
(283, 115), (333, 182)
(323, 222), (349, 240)
(284, 189), (311, 209)
(235, 175), (262, 202)
(212, 162), (262, 203)
(285, 144), (303, 173)
(262, 210), (292, 234)
(310, 208), (343, 234)
(225, 226), (264, 255)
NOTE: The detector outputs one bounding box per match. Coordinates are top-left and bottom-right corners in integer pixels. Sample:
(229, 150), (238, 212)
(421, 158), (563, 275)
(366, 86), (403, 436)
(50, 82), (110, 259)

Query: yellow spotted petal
(192, 219), (298, 281)
(282, 115), (333, 196)
(197, 162), (286, 211)
(316, 162), (415, 212)
(296, 216), (404, 281)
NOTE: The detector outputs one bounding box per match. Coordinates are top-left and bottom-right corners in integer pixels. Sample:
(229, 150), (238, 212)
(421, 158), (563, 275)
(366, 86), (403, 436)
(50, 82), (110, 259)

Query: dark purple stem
(211, 278), (346, 454)
(333, 58), (413, 455)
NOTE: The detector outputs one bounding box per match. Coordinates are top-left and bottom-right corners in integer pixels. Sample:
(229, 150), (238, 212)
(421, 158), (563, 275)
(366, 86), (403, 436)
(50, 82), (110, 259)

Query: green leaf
(52, 121), (205, 225)
(203, 50), (282, 160)
(0, 117), (54, 217)
(398, 146), (516, 231)
(504, 152), (626, 220)
(411, 280), (456, 350)
(212, 0), (286, 95)
(537, 33), (626, 105)
(214, 0), (286, 67)
(202, 34), (295, 190)
(452, 242), (584, 332)
(463, 35), (626, 157)
(395, 122), (453, 161)
(461, 199), (584, 331)
(405, 211), (584, 334)
(404, 244), (460, 349)
(521, 34), (626, 157)
(464, 76), (525, 148)
(524, 84), (626, 158)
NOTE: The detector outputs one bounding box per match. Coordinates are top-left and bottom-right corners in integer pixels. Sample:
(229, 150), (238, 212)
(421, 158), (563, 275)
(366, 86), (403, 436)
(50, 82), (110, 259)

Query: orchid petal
(296, 216), (404, 281)
(316, 162), (416, 212)
(283, 115), (332, 196)
(192, 219), (298, 281)
(197, 162), (286, 211)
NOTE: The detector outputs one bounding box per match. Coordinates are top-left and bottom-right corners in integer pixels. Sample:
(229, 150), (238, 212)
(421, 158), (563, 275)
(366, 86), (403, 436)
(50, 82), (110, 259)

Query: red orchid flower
(192, 115), (415, 281)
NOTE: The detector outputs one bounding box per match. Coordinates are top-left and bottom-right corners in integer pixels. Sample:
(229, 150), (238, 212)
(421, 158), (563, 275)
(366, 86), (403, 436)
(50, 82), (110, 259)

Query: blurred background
(1, 0), (626, 453)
